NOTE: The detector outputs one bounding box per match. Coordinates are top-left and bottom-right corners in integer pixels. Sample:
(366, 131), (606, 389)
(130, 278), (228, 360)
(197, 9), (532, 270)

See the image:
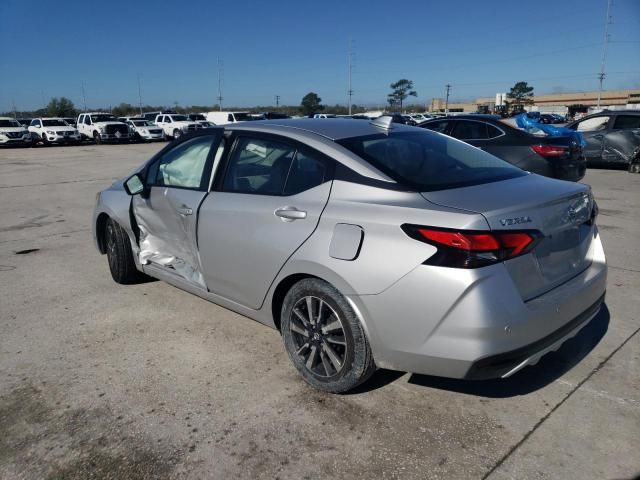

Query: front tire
(105, 218), (145, 284)
(281, 278), (375, 393)
(93, 131), (102, 145)
(173, 129), (182, 140)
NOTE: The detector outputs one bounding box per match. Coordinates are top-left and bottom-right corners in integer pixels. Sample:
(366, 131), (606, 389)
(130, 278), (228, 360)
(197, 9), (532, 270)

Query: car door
(571, 115), (611, 164)
(131, 131), (224, 289)
(603, 114), (640, 163)
(197, 133), (333, 309)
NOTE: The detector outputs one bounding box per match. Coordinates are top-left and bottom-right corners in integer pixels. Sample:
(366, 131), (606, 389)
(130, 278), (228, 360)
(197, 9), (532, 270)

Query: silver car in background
(92, 118), (607, 393)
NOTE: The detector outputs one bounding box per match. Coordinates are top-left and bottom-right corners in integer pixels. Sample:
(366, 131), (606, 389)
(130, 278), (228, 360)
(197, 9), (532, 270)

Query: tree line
(2, 80), (536, 118)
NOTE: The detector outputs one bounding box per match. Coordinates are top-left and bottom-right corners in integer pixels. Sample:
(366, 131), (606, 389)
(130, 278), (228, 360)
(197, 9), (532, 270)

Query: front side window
(338, 131), (525, 192)
(84, 116), (91, 125)
(223, 137), (297, 194)
(612, 115), (640, 130)
(30, 119), (39, 127)
(576, 116), (610, 132)
(149, 135), (215, 189)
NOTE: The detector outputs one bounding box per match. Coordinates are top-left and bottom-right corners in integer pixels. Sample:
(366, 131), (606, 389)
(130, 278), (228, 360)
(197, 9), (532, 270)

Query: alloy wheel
(289, 296), (348, 378)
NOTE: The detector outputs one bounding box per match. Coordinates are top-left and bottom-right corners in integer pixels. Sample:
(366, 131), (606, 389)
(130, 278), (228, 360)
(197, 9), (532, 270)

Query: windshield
(0, 119), (21, 128)
(132, 120), (153, 126)
(170, 115), (188, 122)
(337, 131), (525, 192)
(233, 113), (251, 121)
(92, 114), (118, 123)
(43, 119), (68, 127)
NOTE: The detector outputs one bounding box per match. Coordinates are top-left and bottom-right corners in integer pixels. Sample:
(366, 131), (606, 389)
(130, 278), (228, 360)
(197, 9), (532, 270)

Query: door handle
(593, 134), (604, 140)
(275, 207), (307, 221)
(177, 206), (193, 216)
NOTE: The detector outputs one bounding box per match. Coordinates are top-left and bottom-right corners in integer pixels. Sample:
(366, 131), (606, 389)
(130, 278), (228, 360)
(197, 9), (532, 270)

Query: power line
(137, 74), (143, 115)
(597, 0), (613, 108)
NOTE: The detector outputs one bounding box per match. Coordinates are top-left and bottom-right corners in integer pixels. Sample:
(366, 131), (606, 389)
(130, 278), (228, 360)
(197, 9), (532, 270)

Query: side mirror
(124, 174), (144, 196)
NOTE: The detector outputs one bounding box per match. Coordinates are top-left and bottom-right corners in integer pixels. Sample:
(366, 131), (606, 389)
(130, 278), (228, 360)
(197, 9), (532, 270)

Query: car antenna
(370, 115), (394, 131)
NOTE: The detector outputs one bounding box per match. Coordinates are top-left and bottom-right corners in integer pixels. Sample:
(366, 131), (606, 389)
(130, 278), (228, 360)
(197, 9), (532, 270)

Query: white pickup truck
(154, 114), (202, 139)
(76, 112), (131, 144)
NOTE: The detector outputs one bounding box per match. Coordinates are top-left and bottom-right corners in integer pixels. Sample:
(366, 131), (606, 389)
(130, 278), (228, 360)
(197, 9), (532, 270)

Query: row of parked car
(2, 109), (638, 173)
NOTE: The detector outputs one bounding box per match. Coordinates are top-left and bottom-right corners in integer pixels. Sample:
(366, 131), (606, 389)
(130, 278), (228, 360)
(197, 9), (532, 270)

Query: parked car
(28, 118), (81, 145)
(142, 110), (177, 122)
(419, 115), (586, 181)
(205, 111), (252, 125)
(154, 114), (203, 140)
(62, 117), (77, 128)
(125, 118), (165, 142)
(77, 113), (130, 144)
(539, 114), (565, 124)
(566, 110), (640, 171)
(0, 117), (32, 146)
(312, 114), (337, 119)
(93, 118), (606, 393)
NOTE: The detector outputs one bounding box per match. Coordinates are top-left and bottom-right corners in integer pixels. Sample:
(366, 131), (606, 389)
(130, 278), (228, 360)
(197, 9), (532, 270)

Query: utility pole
(137, 74), (144, 115)
(275, 95), (280, 109)
(217, 58), (224, 111)
(596, 0), (612, 109)
(11, 98), (17, 119)
(347, 38), (354, 115)
(81, 82), (87, 112)
(445, 84), (451, 114)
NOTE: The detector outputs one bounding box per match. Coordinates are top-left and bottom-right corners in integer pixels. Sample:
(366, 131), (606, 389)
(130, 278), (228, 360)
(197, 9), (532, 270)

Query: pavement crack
(482, 325), (640, 480)
(0, 178), (116, 189)
(608, 265), (640, 273)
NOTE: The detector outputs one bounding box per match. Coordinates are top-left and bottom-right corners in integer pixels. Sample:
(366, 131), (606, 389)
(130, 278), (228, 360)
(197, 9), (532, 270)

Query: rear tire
(629, 162), (640, 174)
(105, 218), (145, 284)
(281, 278), (376, 393)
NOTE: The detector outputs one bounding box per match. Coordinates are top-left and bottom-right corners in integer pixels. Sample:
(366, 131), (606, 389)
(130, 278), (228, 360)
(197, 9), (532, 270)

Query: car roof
(229, 118), (417, 140)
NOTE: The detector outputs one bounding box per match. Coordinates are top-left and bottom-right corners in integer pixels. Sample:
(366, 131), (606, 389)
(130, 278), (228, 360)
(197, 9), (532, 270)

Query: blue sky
(1, 0), (639, 111)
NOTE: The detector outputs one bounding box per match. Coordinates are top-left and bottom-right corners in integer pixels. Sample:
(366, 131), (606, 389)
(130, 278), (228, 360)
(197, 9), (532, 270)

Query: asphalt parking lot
(0, 143), (638, 480)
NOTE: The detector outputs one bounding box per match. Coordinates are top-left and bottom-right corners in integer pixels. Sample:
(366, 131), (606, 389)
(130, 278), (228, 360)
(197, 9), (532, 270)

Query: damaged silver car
(93, 119), (607, 393)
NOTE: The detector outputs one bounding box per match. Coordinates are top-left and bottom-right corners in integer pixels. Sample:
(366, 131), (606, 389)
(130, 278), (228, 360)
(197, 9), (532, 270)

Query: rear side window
(576, 116), (610, 132)
(612, 115), (640, 130)
(451, 121), (489, 140)
(223, 137), (295, 194)
(284, 150), (326, 195)
(338, 131), (525, 192)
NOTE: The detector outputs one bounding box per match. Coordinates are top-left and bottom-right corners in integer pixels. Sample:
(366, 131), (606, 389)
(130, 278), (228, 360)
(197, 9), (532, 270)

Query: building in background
(429, 89), (640, 114)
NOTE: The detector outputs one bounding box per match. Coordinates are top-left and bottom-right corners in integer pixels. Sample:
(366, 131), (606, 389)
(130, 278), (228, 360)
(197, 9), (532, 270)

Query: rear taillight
(402, 225), (540, 269)
(531, 145), (569, 157)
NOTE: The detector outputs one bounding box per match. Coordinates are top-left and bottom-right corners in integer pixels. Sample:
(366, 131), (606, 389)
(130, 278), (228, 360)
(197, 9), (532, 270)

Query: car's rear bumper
(350, 231), (607, 379)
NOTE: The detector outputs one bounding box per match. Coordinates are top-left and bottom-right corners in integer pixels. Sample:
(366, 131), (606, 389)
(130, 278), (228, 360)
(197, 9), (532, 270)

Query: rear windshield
(338, 131), (525, 191)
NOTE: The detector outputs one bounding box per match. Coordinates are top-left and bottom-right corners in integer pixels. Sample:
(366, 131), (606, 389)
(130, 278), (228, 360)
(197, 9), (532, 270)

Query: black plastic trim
(464, 293), (605, 380)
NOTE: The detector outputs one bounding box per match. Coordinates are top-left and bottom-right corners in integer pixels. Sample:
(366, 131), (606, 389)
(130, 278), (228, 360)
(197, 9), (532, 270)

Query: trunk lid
(422, 174), (597, 300)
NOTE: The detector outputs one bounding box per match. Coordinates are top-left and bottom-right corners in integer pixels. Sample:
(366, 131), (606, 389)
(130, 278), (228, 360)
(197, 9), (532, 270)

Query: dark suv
(566, 110), (640, 171)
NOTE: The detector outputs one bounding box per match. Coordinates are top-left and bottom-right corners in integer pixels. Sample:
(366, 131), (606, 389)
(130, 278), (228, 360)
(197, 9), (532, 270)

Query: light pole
(445, 84), (451, 114)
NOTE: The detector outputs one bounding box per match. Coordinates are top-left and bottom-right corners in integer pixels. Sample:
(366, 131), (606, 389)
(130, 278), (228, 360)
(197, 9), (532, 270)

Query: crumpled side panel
(133, 193), (207, 289)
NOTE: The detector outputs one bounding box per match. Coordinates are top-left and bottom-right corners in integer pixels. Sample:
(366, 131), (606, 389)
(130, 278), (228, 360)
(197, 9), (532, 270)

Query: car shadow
(354, 304), (610, 397)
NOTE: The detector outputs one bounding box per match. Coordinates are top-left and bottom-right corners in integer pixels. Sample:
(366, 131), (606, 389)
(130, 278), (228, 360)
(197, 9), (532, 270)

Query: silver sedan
(93, 118), (607, 393)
